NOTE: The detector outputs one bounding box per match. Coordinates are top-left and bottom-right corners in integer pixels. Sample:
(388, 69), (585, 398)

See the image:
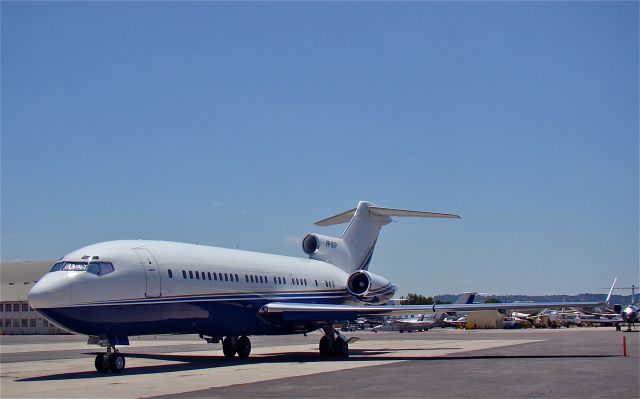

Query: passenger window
(235, 274), (239, 282)
(250, 275), (254, 283)
(208, 272), (212, 280)
(213, 272), (218, 281)
(218, 273), (223, 281)
(245, 275), (249, 282)
(273, 277), (277, 284)
(196, 271), (200, 280)
(315, 280), (318, 286)
(182, 270), (187, 279)
(259, 276), (263, 283)
(168, 269), (173, 278)
(224, 273), (229, 282)
(304, 279), (307, 286)
(189, 271), (194, 279)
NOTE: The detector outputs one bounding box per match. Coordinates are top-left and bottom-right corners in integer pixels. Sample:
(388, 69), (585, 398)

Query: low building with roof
(1, 261), (69, 335)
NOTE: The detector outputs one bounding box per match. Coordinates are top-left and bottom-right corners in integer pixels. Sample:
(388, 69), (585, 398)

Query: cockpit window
(87, 262), (114, 276)
(62, 262), (88, 271)
(49, 261), (114, 275)
(49, 262), (65, 272)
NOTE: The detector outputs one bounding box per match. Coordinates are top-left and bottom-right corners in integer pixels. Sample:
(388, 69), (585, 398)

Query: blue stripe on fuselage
(36, 295), (347, 338)
(35, 287), (395, 338)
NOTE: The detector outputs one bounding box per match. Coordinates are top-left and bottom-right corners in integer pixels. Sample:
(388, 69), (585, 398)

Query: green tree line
(402, 293), (452, 305)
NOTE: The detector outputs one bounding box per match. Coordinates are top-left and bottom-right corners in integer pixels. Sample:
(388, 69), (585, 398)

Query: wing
(577, 317), (624, 324)
(259, 301), (604, 322)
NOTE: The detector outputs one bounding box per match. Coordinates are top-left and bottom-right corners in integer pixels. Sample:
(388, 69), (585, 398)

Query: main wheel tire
(109, 354), (125, 373)
(319, 335), (332, 356)
(236, 336), (251, 358)
(333, 338), (349, 357)
(95, 353), (108, 373)
(222, 336), (237, 358)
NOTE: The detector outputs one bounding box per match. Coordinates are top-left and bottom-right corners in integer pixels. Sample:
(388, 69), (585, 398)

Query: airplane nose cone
(28, 273), (72, 309)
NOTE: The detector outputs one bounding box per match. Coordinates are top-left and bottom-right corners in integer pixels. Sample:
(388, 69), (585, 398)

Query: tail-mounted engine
(302, 234), (351, 268)
(346, 270), (395, 304)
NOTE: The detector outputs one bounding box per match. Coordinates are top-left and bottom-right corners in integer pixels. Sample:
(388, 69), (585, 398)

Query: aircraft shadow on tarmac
(18, 348), (620, 382)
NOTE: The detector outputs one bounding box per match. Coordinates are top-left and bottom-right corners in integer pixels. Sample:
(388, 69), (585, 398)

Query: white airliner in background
(28, 201), (603, 373)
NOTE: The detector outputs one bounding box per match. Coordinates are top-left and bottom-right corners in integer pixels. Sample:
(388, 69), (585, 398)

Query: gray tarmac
(1, 328), (638, 398)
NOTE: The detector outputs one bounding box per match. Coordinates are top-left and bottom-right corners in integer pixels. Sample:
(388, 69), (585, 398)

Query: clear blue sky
(2, 2), (638, 296)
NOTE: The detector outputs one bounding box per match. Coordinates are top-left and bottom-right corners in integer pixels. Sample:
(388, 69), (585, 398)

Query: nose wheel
(94, 347), (125, 373)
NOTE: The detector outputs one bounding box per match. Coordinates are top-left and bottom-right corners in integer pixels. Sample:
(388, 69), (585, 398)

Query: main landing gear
(95, 346), (125, 373)
(222, 335), (252, 358)
(319, 325), (351, 357)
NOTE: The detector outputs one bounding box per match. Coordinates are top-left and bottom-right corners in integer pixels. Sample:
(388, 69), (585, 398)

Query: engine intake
(301, 234), (351, 267)
(348, 271), (371, 296)
(346, 270), (394, 303)
(302, 234), (319, 255)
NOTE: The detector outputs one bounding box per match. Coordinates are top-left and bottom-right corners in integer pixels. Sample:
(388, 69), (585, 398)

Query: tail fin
(311, 201), (460, 273)
(455, 292), (477, 304)
(605, 277), (617, 305)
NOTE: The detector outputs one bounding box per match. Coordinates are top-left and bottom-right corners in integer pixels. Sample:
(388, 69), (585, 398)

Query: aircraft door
(133, 248), (161, 297)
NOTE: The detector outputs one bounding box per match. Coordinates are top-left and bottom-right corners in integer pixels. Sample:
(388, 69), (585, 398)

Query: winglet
(606, 277), (617, 304)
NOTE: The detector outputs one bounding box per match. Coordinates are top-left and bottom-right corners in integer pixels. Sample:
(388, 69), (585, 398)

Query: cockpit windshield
(49, 261), (114, 275)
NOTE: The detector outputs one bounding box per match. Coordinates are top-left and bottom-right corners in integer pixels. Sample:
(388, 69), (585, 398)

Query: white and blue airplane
(28, 201), (602, 373)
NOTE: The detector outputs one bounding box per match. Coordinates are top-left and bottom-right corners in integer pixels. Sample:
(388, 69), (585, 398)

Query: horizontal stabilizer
(315, 205), (460, 226)
(315, 208), (357, 227)
(369, 206), (461, 220)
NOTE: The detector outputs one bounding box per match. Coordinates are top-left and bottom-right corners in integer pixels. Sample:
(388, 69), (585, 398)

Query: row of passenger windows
(167, 269), (336, 288)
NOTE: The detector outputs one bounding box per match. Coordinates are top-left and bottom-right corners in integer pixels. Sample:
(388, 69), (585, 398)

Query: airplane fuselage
(29, 240), (396, 339)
